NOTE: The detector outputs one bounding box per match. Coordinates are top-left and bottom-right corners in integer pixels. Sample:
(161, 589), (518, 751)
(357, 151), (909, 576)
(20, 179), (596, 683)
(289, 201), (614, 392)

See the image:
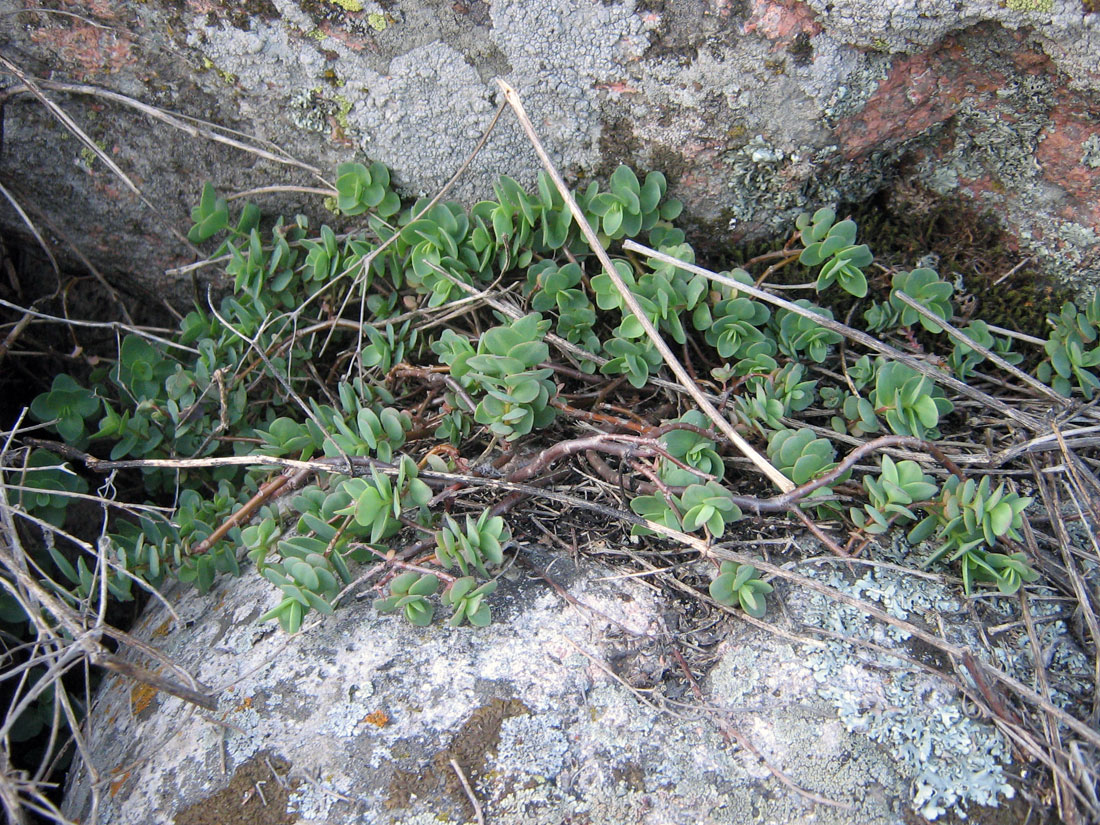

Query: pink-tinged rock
(1, 0), (1099, 294)
(742, 0), (823, 46)
(836, 40), (1007, 161)
(28, 23), (133, 79)
(1035, 99), (1100, 231)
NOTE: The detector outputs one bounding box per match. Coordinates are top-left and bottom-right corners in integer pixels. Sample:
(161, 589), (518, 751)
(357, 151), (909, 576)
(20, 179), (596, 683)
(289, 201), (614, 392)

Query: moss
(787, 31), (814, 64)
(845, 186), (1072, 342)
(175, 751), (298, 825)
(225, 0), (280, 29)
(594, 116), (642, 180)
(387, 697), (529, 818)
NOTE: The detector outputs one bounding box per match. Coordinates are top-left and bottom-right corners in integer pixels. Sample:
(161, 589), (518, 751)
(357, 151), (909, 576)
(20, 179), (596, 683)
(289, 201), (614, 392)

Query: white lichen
(790, 558), (1002, 819)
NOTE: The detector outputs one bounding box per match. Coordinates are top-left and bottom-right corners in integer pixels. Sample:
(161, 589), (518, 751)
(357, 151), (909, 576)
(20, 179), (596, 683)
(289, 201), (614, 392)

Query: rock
(0, 0), (1097, 299)
(63, 541), (1057, 824)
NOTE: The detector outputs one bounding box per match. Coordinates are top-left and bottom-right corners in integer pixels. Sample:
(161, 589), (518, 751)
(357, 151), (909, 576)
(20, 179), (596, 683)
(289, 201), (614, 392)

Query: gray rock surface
(62, 539), (1068, 825)
(0, 0), (1098, 299)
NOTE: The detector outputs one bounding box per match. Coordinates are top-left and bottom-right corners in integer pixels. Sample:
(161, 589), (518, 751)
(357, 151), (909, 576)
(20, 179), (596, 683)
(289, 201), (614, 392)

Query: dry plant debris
(0, 71), (1097, 824)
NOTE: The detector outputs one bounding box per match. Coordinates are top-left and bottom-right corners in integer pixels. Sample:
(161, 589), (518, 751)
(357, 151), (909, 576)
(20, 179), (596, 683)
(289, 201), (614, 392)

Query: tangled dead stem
(0, 68), (1097, 825)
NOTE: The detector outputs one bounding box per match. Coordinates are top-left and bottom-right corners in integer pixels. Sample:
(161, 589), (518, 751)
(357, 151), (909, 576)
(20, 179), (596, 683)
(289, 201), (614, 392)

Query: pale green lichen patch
(1082, 134), (1100, 169)
(199, 55), (237, 84)
(1006, 0), (1054, 11)
(790, 558), (1015, 820)
(334, 94), (353, 127)
(327, 0), (364, 11)
(367, 11), (388, 31)
(777, 529), (1087, 821)
(288, 88), (346, 134)
(77, 140), (107, 170)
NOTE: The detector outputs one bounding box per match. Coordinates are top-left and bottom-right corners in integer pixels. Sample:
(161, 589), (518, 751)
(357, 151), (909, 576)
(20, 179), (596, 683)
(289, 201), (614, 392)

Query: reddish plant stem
(791, 506), (849, 557)
(189, 467), (311, 555)
(587, 434), (963, 517)
(389, 363), (477, 414)
(551, 400), (649, 433)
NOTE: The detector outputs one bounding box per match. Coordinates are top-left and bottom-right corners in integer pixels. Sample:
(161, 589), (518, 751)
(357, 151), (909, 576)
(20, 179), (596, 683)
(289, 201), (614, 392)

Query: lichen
(367, 11), (387, 31)
(791, 559), (1016, 820)
(334, 94), (353, 128)
(779, 527), (1100, 823)
(722, 135), (890, 236)
(1082, 134), (1100, 169)
(199, 55), (237, 84)
(77, 140), (108, 170)
(327, 0), (364, 11)
(1006, 0), (1054, 11)
(288, 88), (338, 133)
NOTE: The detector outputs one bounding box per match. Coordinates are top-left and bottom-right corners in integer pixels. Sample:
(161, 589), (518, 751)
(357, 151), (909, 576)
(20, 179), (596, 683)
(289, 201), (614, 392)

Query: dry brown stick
(789, 506), (849, 557)
(752, 251), (801, 288)
(0, 78), (325, 177)
(891, 290), (1067, 404)
(26, 432), (951, 522)
(0, 179), (59, 275)
(0, 515), (215, 712)
(622, 240), (1044, 431)
(1053, 419), (1100, 528)
(2, 524), (199, 698)
(960, 650), (1024, 729)
(390, 364), (478, 414)
(0, 297), (196, 354)
(22, 442), (1099, 745)
(1018, 591), (1077, 824)
(1050, 424), (1100, 712)
(189, 468), (311, 556)
(227, 185), (335, 200)
(448, 758), (484, 825)
(207, 295), (356, 474)
(96, 655), (217, 712)
(495, 79), (793, 494)
(989, 422), (1100, 467)
(0, 307), (34, 367)
(0, 54), (201, 255)
(1049, 480), (1100, 727)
